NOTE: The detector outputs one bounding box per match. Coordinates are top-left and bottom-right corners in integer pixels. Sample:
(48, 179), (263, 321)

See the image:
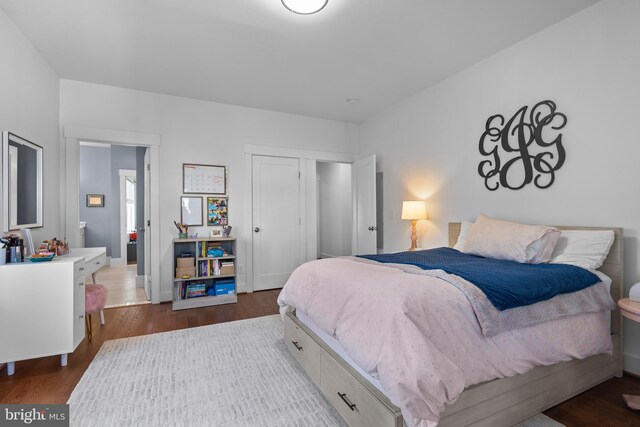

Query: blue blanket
(357, 247), (601, 311)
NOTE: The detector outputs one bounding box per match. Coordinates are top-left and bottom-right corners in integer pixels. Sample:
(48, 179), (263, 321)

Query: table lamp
(630, 282), (640, 302)
(402, 201), (427, 251)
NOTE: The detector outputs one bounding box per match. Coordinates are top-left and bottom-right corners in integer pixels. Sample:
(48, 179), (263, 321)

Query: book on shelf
(175, 281), (187, 300)
(198, 259), (209, 277)
(186, 283), (206, 299)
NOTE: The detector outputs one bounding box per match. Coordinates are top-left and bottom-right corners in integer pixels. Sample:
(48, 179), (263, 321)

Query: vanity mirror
(1, 131), (43, 232)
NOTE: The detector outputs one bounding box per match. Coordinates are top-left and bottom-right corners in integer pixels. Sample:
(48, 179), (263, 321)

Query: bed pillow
(463, 214), (560, 264)
(549, 230), (615, 270)
(452, 221), (473, 251)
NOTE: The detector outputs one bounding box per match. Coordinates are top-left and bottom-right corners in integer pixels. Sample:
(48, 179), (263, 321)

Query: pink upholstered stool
(85, 284), (106, 342)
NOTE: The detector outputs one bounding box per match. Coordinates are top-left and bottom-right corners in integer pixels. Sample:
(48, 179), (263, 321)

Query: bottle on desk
(5, 237), (24, 263)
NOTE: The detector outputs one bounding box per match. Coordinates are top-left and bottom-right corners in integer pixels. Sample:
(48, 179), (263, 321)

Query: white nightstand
(619, 298), (640, 410)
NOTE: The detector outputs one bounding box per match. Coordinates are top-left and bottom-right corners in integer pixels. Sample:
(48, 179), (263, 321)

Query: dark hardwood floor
(0, 289), (638, 426)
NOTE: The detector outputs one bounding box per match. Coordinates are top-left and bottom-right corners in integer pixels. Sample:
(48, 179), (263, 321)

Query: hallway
(89, 264), (149, 308)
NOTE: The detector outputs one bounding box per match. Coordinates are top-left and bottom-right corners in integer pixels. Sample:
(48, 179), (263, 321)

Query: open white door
(143, 148), (151, 300)
(352, 155), (377, 255)
(252, 155), (301, 291)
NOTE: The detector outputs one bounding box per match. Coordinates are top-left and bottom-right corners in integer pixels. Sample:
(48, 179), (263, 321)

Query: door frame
(243, 144), (354, 293)
(116, 169), (136, 268)
(61, 126), (162, 304)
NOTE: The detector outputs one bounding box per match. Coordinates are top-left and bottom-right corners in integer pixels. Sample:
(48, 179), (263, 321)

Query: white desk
(67, 247), (107, 283)
(0, 247), (106, 376)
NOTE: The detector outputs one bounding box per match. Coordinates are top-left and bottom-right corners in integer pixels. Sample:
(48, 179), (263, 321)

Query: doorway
(316, 161), (352, 259)
(79, 143), (150, 307)
(246, 147), (379, 292)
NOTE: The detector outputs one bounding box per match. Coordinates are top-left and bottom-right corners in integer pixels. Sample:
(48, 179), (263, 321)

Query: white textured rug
(69, 315), (563, 427)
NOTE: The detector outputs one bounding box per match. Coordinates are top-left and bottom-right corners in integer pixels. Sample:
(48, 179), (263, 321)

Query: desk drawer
(284, 314), (321, 385)
(72, 289), (85, 348)
(320, 350), (398, 427)
(74, 260), (87, 280)
(73, 289), (85, 317)
(74, 277), (85, 294)
(91, 253), (107, 274)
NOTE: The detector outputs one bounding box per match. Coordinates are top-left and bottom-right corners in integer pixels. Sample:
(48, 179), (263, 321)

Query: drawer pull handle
(338, 392), (357, 411)
(79, 315), (84, 319)
(96, 261), (100, 265)
(79, 267), (85, 271)
(78, 282), (85, 287)
(292, 341), (303, 351)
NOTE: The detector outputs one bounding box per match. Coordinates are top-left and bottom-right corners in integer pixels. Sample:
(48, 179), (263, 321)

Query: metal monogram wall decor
(478, 100), (567, 191)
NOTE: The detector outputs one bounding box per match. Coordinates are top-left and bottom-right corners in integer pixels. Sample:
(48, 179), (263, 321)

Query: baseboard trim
(237, 282), (249, 294)
(110, 257), (126, 267)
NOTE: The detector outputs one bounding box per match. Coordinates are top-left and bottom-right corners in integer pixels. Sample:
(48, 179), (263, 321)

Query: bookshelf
(172, 236), (237, 310)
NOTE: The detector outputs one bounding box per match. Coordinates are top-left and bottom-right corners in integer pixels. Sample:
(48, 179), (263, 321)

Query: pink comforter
(277, 257), (612, 427)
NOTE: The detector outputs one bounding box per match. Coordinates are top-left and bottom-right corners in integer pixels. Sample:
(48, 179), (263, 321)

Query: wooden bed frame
(284, 223), (623, 427)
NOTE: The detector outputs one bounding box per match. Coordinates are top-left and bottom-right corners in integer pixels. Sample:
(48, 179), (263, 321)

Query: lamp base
(408, 220), (418, 251)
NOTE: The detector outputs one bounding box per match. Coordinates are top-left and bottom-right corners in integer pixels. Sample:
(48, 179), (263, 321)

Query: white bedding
(278, 257), (613, 427)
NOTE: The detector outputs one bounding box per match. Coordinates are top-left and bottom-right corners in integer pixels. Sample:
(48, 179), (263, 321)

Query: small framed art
(86, 194), (104, 207)
(181, 196), (203, 226)
(207, 197), (228, 226)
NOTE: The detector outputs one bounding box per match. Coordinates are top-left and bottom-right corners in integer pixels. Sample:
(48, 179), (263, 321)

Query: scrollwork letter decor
(478, 100), (567, 191)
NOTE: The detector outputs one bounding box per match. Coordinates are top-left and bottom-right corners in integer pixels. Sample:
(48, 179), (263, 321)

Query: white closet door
(252, 156), (301, 291)
(352, 155), (377, 255)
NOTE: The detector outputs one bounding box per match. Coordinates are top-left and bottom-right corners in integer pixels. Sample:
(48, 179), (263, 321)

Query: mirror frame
(1, 131), (43, 232)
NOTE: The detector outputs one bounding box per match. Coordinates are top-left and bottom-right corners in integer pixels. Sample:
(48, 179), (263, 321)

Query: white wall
(358, 0), (640, 373)
(0, 8), (60, 243)
(60, 79), (356, 300)
(317, 162), (352, 258)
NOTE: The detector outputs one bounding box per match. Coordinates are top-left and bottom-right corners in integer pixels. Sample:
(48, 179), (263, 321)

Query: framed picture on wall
(183, 164), (227, 195)
(180, 196), (203, 226)
(207, 197), (228, 226)
(86, 194), (104, 207)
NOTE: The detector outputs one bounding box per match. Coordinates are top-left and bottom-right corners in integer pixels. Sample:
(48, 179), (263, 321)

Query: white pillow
(549, 230), (615, 270)
(463, 214), (560, 264)
(453, 221), (473, 251)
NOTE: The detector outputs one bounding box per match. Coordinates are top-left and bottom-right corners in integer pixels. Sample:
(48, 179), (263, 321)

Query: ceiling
(0, 0), (600, 122)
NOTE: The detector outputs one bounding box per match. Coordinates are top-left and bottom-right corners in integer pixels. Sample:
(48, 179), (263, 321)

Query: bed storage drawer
(320, 349), (398, 427)
(284, 313), (321, 385)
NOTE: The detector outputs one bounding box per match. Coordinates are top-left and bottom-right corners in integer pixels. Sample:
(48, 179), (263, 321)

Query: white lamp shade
(401, 201), (427, 220)
(281, 0), (328, 15)
(630, 282), (640, 302)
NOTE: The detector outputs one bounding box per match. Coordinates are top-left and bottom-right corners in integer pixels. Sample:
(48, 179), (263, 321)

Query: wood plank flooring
(0, 289), (638, 426)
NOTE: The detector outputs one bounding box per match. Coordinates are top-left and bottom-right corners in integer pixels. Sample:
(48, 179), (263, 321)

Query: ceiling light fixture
(281, 0), (328, 15)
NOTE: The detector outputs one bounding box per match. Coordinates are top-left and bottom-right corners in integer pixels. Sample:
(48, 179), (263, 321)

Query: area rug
(68, 315), (563, 426)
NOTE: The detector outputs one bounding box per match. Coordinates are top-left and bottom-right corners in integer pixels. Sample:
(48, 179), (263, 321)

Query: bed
(279, 223), (623, 427)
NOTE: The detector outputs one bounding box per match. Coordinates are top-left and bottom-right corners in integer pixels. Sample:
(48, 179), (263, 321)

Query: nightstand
(619, 298), (640, 410)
